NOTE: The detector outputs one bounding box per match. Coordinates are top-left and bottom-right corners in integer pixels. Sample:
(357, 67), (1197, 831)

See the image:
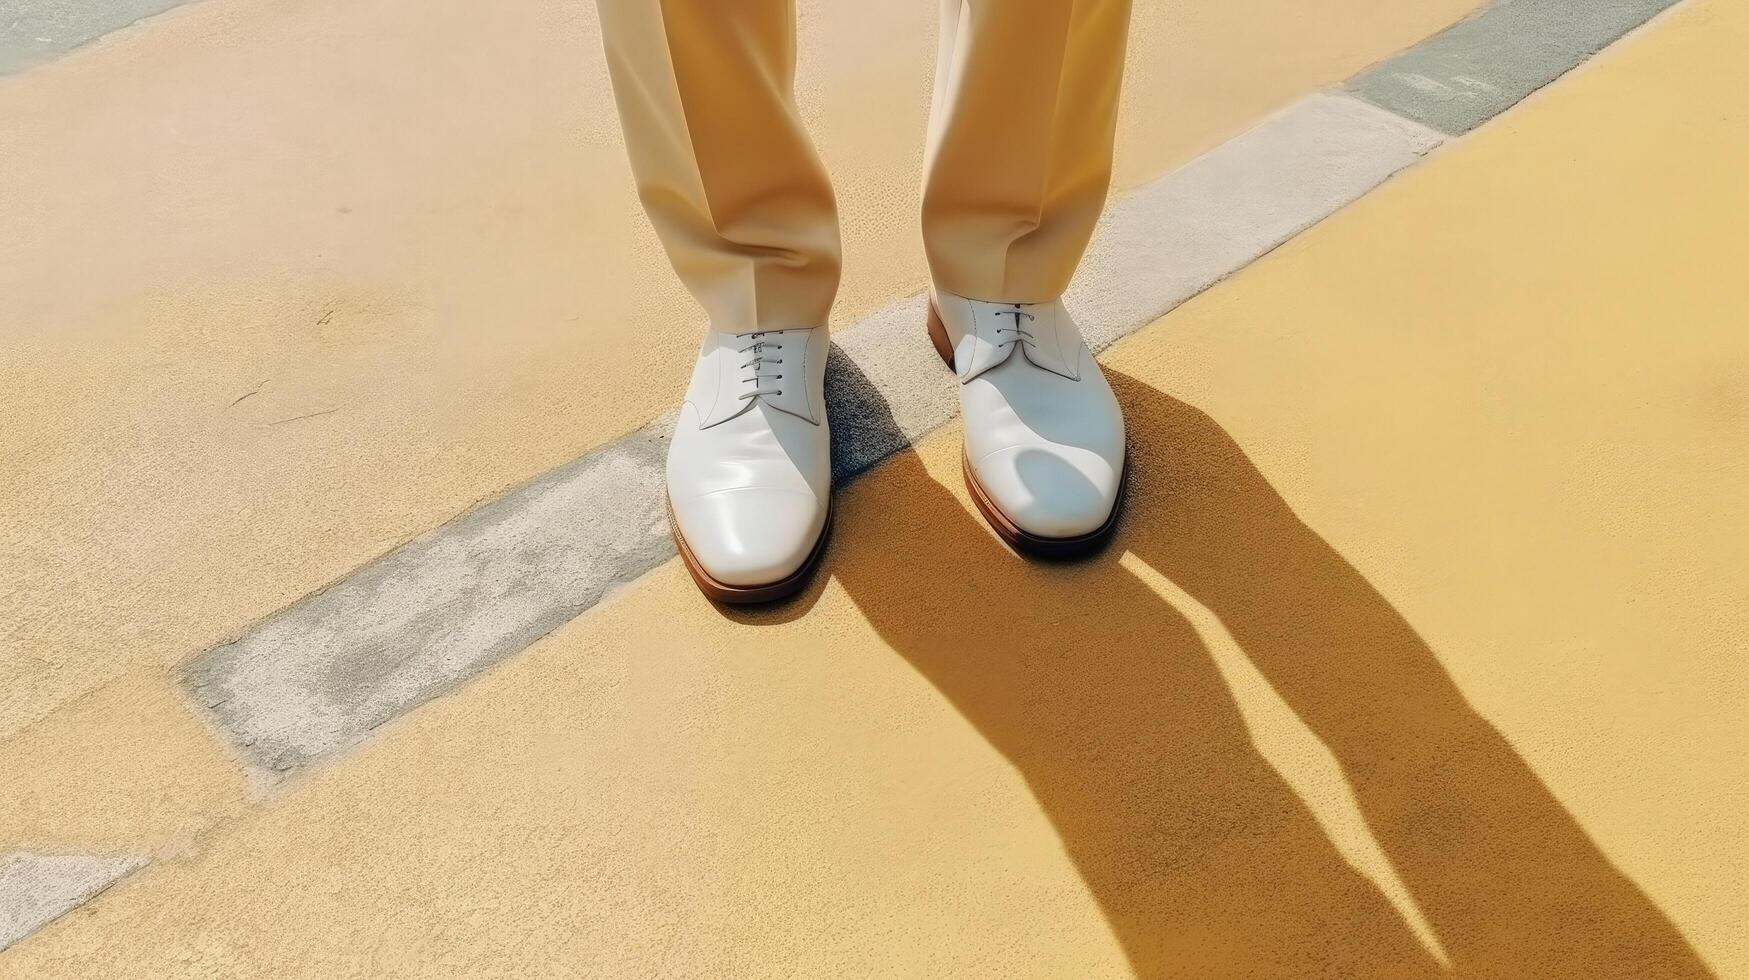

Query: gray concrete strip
(185, 424), (675, 775)
(1068, 92), (1441, 352)
(0, 0), (196, 75)
(179, 92), (1440, 779)
(0, 852), (146, 951)
(1345, 0), (1681, 134)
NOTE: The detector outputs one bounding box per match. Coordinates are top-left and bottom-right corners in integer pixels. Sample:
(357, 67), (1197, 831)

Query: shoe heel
(925, 303), (955, 371)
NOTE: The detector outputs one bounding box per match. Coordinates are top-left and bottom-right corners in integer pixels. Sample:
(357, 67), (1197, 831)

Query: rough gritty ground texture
(3, 0), (1745, 974)
(3, 0), (1746, 974)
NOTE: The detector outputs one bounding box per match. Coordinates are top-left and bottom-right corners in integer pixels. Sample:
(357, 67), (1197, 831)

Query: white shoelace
(736, 330), (787, 401)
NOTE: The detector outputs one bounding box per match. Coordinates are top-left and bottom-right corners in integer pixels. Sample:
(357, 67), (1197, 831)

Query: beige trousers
(597, 0), (1133, 333)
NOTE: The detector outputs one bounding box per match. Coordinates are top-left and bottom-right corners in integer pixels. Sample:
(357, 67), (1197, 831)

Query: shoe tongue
(1017, 310), (1079, 381)
(698, 329), (820, 429)
(948, 300), (1080, 383)
(954, 327), (1019, 382)
(751, 384), (818, 425)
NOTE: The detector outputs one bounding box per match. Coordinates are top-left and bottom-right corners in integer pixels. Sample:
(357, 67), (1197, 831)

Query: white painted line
(0, 852), (146, 951)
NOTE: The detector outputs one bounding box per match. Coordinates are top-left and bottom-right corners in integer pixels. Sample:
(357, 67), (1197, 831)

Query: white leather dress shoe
(666, 325), (832, 602)
(927, 288), (1126, 556)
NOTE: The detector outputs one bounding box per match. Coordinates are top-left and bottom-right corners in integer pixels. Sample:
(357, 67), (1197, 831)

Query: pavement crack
(267, 408), (339, 426)
(228, 379), (270, 407)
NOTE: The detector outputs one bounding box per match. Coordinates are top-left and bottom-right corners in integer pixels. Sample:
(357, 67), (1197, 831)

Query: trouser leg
(922, 0), (1133, 303)
(597, 0), (840, 332)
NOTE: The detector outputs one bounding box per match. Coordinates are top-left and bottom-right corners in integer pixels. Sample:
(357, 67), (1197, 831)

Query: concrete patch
(0, 0), (194, 75)
(0, 852), (145, 951)
(180, 92), (1438, 778)
(1345, 0), (1682, 133)
(184, 425), (675, 776)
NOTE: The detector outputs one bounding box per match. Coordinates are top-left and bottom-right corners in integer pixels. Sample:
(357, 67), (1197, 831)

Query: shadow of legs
(833, 448), (1447, 977)
(1108, 371), (1710, 978)
(825, 354), (1442, 975)
(818, 353), (1710, 977)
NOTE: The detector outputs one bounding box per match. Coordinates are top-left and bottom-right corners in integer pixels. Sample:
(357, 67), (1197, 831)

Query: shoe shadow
(820, 353), (1711, 978)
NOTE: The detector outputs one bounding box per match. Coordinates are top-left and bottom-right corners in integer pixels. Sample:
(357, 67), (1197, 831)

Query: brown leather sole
(666, 495), (832, 604)
(928, 303), (1126, 559)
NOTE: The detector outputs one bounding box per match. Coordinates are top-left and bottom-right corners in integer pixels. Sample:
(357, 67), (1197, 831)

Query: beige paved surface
(5, 0), (1745, 973)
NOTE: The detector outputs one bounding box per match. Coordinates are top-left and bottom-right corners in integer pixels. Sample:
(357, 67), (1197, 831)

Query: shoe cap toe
(973, 444), (1120, 539)
(670, 486), (824, 587)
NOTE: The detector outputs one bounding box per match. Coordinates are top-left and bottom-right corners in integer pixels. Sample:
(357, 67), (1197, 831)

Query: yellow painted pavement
(0, 0), (1484, 757)
(6, 0), (1746, 974)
